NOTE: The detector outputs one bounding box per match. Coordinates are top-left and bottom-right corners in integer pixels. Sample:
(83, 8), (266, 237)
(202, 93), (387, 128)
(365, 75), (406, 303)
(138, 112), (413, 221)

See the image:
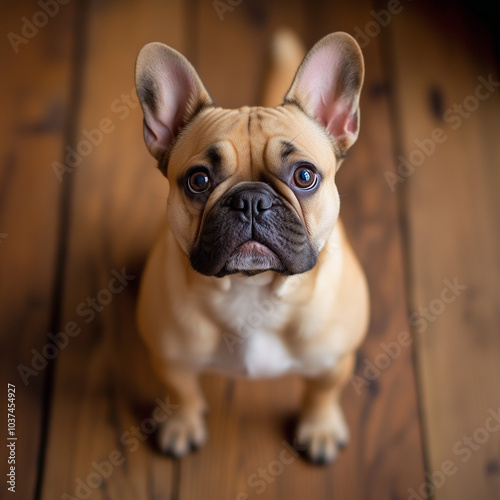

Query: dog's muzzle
(189, 182), (317, 277)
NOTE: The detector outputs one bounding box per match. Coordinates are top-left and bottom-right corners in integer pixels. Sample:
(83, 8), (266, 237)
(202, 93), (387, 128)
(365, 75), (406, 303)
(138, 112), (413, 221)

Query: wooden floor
(1, 1), (499, 499)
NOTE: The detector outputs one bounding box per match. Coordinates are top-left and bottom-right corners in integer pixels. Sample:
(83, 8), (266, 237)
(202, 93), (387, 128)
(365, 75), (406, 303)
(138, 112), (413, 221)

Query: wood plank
(178, 1), (425, 499)
(303, 1), (425, 496)
(389, 3), (500, 499)
(0, 3), (77, 499)
(40, 1), (186, 498)
(38, 1), (427, 499)
(195, 0), (307, 108)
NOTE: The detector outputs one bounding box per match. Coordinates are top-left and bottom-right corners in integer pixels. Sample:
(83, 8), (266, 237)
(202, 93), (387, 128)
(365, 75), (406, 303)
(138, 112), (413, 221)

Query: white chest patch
(210, 329), (299, 377)
(244, 330), (297, 376)
(208, 328), (339, 378)
(202, 273), (340, 378)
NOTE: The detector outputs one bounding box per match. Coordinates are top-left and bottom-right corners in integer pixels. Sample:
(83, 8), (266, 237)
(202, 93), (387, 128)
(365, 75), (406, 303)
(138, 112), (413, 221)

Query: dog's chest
(205, 279), (288, 377)
(203, 276), (337, 378)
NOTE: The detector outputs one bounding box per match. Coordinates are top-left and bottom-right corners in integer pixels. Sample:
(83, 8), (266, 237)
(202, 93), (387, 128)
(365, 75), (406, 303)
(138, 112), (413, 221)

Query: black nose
(230, 188), (273, 217)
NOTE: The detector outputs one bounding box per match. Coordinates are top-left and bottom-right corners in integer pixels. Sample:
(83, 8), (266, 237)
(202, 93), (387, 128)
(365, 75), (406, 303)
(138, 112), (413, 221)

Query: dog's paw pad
(157, 412), (207, 457)
(295, 407), (349, 464)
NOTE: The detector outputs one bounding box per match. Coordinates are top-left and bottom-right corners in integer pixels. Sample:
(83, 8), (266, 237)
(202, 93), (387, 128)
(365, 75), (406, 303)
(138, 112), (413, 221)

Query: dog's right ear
(135, 43), (213, 162)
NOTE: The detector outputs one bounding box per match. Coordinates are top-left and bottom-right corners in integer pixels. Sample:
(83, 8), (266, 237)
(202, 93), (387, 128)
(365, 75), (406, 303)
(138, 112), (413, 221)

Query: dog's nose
(230, 189), (273, 217)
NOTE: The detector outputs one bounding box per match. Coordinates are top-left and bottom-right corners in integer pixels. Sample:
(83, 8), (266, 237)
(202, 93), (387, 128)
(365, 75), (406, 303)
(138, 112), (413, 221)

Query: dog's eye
(188, 171), (211, 193)
(293, 167), (316, 189)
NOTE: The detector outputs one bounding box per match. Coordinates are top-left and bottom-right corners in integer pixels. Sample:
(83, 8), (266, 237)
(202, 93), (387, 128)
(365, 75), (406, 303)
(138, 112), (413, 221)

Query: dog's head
(135, 33), (364, 277)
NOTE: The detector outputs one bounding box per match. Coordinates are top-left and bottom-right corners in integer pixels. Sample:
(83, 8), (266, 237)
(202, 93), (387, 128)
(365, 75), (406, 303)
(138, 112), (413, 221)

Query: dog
(134, 31), (369, 464)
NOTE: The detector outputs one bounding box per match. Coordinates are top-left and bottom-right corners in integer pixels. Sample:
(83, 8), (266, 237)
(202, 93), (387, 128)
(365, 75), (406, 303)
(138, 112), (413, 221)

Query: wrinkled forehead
(168, 105), (338, 177)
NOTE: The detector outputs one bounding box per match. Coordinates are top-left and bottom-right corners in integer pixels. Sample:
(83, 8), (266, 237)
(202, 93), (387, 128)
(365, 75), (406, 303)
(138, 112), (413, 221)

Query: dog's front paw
(295, 405), (350, 464)
(157, 411), (207, 457)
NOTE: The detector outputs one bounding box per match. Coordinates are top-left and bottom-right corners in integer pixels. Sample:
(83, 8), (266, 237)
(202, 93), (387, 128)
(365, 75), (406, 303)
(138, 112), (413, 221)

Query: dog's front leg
(296, 352), (355, 464)
(151, 356), (208, 457)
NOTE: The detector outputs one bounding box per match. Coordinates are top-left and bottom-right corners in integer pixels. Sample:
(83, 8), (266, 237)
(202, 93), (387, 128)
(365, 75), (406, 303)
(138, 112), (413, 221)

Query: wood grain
(195, 0), (307, 108)
(0, 3), (77, 499)
(389, 3), (500, 499)
(305, 0), (426, 496)
(8, 1), (500, 499)
(31, 0), (425, 499)
(40, 0), (182, 498)
(178, 1), (425, 499)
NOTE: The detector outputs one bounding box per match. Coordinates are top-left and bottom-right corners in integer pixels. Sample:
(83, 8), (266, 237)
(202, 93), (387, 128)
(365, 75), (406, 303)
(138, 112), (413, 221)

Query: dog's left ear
(135, 42), (213, 162)
(284, 32), (364, 156)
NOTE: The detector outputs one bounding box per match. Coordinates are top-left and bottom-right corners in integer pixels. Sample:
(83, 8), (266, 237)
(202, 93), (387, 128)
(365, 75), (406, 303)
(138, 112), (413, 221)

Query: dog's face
(135, 33), (364, 277)
(166, 106), (340, 277)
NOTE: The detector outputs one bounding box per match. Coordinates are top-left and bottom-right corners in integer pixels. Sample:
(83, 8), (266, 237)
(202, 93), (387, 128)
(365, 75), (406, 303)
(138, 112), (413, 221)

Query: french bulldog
(135, 31), (369, 464)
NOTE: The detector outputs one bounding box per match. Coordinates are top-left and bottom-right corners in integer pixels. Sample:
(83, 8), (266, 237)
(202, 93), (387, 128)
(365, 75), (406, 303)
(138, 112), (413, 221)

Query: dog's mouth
(223, 240), (283, 276)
